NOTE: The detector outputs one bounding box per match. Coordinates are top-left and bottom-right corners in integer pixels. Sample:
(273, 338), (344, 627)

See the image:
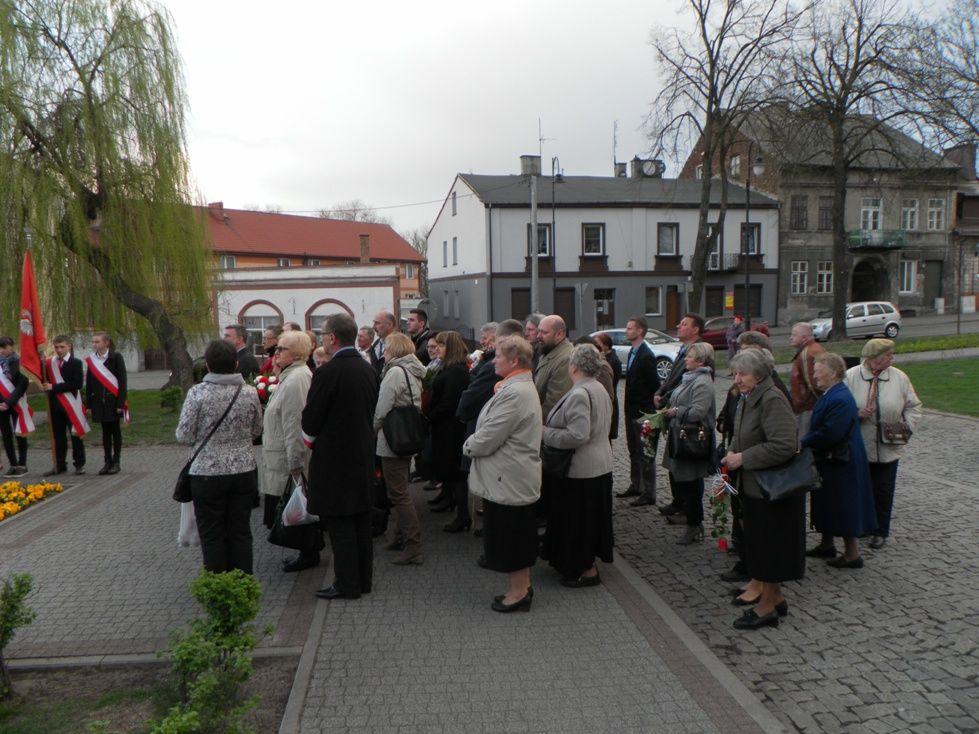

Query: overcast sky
(165, 0), (681, 235)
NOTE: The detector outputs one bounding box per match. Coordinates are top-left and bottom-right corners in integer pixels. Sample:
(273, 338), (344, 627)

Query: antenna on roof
(612, 120), (618, 166)
(538, 118), (556, 160)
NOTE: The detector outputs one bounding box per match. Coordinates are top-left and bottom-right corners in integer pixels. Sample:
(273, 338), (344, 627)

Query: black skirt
(483, 499), (538, 573)
(741, 493), (806, 583)
(541, 473), (614, 578)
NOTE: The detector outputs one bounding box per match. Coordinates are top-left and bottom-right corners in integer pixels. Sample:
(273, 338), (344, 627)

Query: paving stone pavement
(611, 376), (979, 734)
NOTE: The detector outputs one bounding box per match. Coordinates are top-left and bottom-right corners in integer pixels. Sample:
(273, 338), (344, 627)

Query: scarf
(681, 366), (711, 384)
(494, 368), (531, 393)
(865, 369), (883, 412)
(203, 372), (244, 386)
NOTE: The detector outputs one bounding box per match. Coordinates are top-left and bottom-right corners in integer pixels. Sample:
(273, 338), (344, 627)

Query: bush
(151, 570), (267, 734)
(160, 385), (184, 412)
(0, 573), (36, 699)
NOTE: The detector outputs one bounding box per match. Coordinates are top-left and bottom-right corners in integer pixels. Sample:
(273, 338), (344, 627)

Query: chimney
(944, 142), (977, 180)
(630, 156), (644, 179)
(359, 234), (371, 263)
(520, 154), (541, 176)
(207, 201), (225, 220)
(614, 162), (627, 178)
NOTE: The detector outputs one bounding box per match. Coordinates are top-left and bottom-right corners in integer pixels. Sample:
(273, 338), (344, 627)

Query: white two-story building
(426, 156), (780, 338)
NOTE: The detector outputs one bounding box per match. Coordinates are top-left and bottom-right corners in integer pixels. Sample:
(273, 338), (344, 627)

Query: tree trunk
(689, 135), (716, 313)
(830, 120), (850, 342)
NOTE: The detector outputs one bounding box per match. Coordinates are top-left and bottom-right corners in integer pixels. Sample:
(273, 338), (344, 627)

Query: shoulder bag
(754, 447), (821, 502)
(668, 421), (714, 460)
(541, 387), (592, 478)
(382, 366), (430, 457)
(173, 385), (242, 502)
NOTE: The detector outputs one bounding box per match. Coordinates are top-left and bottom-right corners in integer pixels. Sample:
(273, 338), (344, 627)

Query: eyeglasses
(274, 346), (289, 353)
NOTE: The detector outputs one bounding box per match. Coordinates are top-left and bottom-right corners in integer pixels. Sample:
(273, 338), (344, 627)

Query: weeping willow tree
(0, 0), (212, 388)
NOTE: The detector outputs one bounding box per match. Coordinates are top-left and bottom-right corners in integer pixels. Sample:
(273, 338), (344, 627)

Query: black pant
(100, 420), (122, 464)
(190, 470), (256, 574)
(674, 477), (704, 526)
(0, 411), (27, 467)
(625, 412), (656, 499)
(325, 512), (373, 595)
(869, 461), (899, 538)
(50, 400), (85, 469)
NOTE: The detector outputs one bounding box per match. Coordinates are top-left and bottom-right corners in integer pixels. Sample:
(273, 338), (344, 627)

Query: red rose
(717, 538), (728, 552)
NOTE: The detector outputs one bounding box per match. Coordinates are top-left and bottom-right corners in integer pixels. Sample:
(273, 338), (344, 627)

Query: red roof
(203, 203), (423, 263)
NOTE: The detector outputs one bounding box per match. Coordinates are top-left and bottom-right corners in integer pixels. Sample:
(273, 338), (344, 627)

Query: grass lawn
(899, 358), (979, 417)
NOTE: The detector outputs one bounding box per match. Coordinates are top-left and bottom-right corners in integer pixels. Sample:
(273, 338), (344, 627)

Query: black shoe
(658, 503), (682, 516)
(827, 555), (864, 569)
(477, 555), (489, 569)
(315, 585), (360, 600)
(732, 594), (761, 606)
(443, 518), (472, 533)
(806, 545), (837, 558)
(473, 528), (484, 538)
(106, 463), (120, 475)
(560, 574), (601, 588)
(676, 525), (704, 545)
(74, 466), (86, 475)
(868, 535), (887, 550)
(3, 466), (14, 477)
(630, 496), (654, 508)
(733, 609), (780, 630)
(283, 554), (320, 573)
(665, 514), (687, 525)
(422, 482), (441, 492)
(491, 593), (532, 613)
(9, 466), (27, 478)
(616, 487), (641, 499)
(43, 467), (66, 477)
(775, 601), (789, 617)
(720, 564), (749, 583)
(98, 463), (111, 476)
(495, 587), (534, 603)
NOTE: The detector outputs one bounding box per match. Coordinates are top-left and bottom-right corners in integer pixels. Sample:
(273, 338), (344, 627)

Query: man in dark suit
(617, 317), (661, 507)
(223, 324), (260, 378)
(369, 309), (398, 377)
(406, 308), (433, 366)
(85, 331), (128, 475)
(41, 335), (87, 476)
(654, 313), (708, 516)
(302, 313), (380, 600)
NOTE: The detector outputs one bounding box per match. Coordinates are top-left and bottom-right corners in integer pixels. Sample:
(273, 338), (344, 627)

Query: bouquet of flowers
(250, 374), (278, 405)
(637, 408), (669, 460)
(707, 466), (737, 551)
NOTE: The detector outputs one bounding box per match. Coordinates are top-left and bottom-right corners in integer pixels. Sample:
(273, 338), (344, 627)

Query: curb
(613, 553), (789, 734)
(7, 645), (303, 672)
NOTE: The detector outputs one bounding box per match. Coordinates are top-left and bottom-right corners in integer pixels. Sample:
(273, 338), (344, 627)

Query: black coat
(368, 338), (384, 378)
(48, 355), (84, 398)
(427, 362), (469, 482)
(624, 342), (660, 418)
(85, 351), (127, 423)
(301, 349), (379, 518)
(1, 354), (28, 407)
(412, 329), (433, 366)
(236, 347), (260, 379)
(605, 350), (622, 439)
(456, 350), (501, 470)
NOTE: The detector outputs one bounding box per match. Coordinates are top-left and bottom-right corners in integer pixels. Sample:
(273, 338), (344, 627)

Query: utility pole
(530, 172), (539, 313)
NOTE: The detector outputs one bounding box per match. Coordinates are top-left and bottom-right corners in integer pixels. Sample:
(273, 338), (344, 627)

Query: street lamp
(551, 156), (562, 303)
(743, 144), (765, 331)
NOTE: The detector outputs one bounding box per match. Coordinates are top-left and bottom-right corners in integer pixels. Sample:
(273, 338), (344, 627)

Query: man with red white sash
(41, 335), (88, 476)
(85, 331), (128, 475)
(0, 336), (31, 477)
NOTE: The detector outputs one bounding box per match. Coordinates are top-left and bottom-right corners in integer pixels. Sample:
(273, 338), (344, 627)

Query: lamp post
(743, 143), (765, 331)
(551, 156), (562, 304)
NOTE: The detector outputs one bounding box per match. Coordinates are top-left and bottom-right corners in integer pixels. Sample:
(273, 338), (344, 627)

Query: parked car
(810, 301), (901, 341)
(700, 316), (769, 349)
(591, 328), (681, 381)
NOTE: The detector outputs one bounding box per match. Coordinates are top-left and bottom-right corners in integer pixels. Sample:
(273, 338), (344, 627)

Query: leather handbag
(879, 421), (911, 445)
(754, 448), (821, 502)
(541, 387), (592, 478)
(382, 366), (430, 457)
(668, 421), (713, 460)
(173, 385), (242, 502)
(815, 419), (854, 465)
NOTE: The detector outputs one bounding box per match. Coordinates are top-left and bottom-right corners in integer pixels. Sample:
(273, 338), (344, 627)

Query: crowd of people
(175, 305), (923, 625)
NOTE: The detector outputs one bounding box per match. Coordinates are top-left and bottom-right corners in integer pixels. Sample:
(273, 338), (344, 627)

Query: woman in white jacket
(373, 333), (427, 565)
(463, 336), (542, 613)
(844, 339), (923, 550)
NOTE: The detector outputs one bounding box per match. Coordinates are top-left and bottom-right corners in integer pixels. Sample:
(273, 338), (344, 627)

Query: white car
(810, 301), (902, 342)
(591, 328), (681, 381)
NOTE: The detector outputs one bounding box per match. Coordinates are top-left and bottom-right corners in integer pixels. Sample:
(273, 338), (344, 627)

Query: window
(705, 223), (722, 270)
(242, 309), (280, 357)
(452, 290), (460, 318)
(899, 260), (917, 293)
(443, 290), (450, 315)
(817, 196), (833, 231)
(218, 255), (236, 269)
(816, 261), (833, 294)
(789, 195), (808, 230)
(867, 303), (885, 316)
(442, 241), (448, 267)
(307, 258), (321, 267)
(582, 223), (605, 256)
(695, 164), (704, 180)
(860, 198), (882, 231)
(657, 223), (679, 256)
(927, 198), (945, 230)
(847, 305), (866, 318)
(451, 191), (457, 216)
(740, 223), (760, 255)
(404, 263), (414, 279)
(790, 261), (808, 295)
(526, 223), (551, 256)
(729, 155), (741, 177)
(452, 237), (458, 265)
(901, 199), (919, 231)
(644, 286), (662, 315)
(277, 257), (291, 267)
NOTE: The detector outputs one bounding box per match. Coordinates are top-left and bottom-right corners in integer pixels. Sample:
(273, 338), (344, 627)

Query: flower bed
(0, 481), (64, 521)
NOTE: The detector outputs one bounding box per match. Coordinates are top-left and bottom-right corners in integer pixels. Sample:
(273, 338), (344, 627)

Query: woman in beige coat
(463, 336), (542, 613)
(844, 339), (922, 550)
(260, 330), (319, 572)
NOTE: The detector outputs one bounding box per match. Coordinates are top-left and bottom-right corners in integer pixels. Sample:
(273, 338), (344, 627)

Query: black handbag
(381, 366), (430, 457)
(268, 475), (326, 551)
(668, 421), (714, 460)
(754, 448), (821, 501)
(541, 387), (592, 478)
(815, 419), (855, 465)
(173, 385), (242, 502)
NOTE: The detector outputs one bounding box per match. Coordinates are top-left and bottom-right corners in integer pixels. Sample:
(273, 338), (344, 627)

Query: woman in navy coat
(801, 352), (877, 569)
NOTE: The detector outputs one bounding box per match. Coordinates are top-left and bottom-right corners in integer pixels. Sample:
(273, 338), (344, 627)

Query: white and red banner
(0, 372), (34, 436)
(18, 252), (46, 384)
(85, 355), (131, 424)
(47, 357), (89, 437)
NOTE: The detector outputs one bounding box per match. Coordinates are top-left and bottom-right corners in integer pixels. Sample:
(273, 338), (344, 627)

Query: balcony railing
(719, 253), (764, 271)
(847, 229), (907, 249)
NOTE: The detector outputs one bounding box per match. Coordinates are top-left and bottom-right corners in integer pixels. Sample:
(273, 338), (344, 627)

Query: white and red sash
(85, 354), (131, 423)
(0, 372), (34, 436)
(47, 357), (90, 437)
(301, 430), (315, 449)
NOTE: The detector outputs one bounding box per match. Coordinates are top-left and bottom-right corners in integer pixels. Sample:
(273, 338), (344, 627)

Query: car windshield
(816, 310), (832, 318)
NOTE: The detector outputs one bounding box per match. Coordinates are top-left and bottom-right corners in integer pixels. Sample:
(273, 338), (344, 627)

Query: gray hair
(496, 319), (524, 337)
(569, 343), (604, 378)
(358, 326), (375, 340)
(792, 322), (813, 338)
(686, 341), (715, 366)
(815, 352), (846, 380)
(730, 347), (774, 380)
(737, 330), (772, 351)
(480, 321), (499, 335)
(525, 312), (545, 327)
(496, 335), (533, 368)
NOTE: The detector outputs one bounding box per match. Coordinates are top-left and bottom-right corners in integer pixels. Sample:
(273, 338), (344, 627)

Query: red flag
(19, 252), (46, 383)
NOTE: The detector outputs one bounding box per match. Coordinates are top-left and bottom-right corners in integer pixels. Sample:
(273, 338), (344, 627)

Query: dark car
(701, 316), (769, 349)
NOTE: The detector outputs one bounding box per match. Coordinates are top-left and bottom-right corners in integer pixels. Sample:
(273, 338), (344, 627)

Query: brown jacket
(789, 340), (826, 413)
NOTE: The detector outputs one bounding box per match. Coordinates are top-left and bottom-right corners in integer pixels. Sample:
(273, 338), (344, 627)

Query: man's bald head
(538, 315), (567, 348)
(373, 310), (397, 338)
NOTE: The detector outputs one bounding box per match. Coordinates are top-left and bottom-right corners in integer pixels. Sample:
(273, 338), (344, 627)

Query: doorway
(851, 258), (888, 302)
(923, 261), (943, 304)
(554, 288), (577, 332)
(665, 286), (682, 329)
(594, 288), (615, 329)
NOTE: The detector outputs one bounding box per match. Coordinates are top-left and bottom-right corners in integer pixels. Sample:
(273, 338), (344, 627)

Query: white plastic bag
(282, 476), (319, 527)
(177, 501), (200, 547)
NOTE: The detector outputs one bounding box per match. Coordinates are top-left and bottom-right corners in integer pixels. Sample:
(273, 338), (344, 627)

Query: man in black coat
(85, 331), (128, 475)
(0, 336), (29, 477)
(406, 308), (433, 366)
(41, 335), (87, 476)
(617, 317), (661, 507)
(223, 324), (260, 378)
(369, 309), (398, 378)
(302, 313), (379, 600)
